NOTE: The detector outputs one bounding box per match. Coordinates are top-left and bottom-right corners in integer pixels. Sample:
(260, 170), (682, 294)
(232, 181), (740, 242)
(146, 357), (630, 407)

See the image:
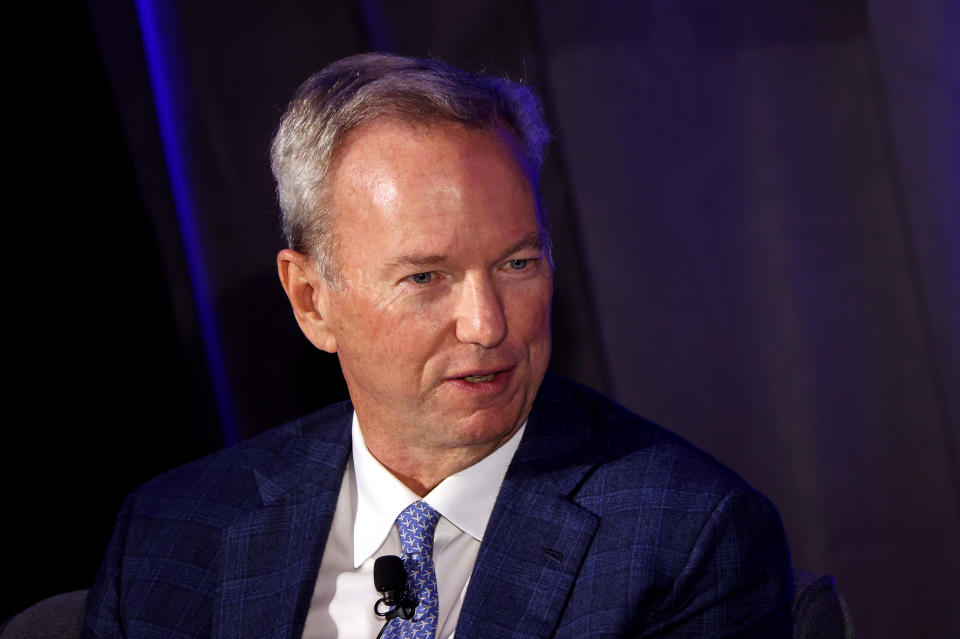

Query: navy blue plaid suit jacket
(83, 376), (792, 638)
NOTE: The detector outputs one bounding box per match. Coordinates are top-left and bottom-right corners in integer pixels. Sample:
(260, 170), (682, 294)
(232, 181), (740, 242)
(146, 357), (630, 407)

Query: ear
(277, 249), (339, 353)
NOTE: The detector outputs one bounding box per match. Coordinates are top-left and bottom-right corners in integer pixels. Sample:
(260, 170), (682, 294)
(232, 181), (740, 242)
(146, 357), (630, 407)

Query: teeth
(463, 374), (496, 383)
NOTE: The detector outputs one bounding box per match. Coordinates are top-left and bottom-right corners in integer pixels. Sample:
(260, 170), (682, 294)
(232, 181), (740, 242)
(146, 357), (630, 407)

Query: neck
(354, 416), (524, 497)
(361, 432), (511, 497)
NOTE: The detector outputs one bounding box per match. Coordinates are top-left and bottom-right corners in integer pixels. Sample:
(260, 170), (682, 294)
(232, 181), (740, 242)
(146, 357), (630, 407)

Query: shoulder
(84, 402), (354, 637)
(533, 374), (752, 500)
(529, 375), (783, 553)
(530, 376), (792, 634)
(123, 400), (353, 525)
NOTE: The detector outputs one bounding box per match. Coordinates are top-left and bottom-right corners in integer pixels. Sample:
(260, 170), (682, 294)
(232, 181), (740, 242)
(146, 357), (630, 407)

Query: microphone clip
(374, 593), (417, 621)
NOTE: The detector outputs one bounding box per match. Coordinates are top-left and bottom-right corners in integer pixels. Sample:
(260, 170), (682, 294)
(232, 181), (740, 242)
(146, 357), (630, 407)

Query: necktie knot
(397, 501), (441, 557)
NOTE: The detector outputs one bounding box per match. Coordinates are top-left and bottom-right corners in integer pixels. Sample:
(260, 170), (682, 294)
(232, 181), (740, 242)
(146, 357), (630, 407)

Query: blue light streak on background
(134, 0), (240, 445)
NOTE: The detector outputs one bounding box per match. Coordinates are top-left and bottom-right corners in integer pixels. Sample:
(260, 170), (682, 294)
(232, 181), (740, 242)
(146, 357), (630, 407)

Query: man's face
(319, 119), (552, 457)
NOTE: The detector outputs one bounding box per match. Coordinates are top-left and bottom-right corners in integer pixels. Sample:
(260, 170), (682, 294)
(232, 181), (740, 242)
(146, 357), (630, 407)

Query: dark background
(5, 1), (957, 637)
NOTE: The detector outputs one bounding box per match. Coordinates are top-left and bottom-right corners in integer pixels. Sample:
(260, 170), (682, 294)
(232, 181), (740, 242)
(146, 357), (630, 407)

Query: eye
(408, 272), (434, 285)
(508, 259), (529, 270)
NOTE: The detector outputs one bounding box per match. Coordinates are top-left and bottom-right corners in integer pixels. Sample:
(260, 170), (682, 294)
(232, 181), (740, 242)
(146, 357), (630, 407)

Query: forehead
(326, 119), (540, 259)
(330, 117), (533, 190)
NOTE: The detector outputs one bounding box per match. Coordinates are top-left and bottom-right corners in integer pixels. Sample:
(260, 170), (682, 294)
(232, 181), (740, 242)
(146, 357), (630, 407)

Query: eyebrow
(496, 231), (545, 262)
(385, 231), (544, 270)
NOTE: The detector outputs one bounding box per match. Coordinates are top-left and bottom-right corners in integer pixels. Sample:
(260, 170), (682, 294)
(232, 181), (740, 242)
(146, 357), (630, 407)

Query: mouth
(450, 366), (513, 386)
(462, 373), (497, 383)
(445, 366), (516, 397)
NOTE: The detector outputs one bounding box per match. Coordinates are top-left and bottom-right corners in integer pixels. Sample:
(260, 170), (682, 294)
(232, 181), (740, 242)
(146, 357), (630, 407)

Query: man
(83, 53), (792, 638)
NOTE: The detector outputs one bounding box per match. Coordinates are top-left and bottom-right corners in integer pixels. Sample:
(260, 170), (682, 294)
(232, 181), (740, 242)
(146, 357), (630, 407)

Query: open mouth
(462, 373), (496, 383)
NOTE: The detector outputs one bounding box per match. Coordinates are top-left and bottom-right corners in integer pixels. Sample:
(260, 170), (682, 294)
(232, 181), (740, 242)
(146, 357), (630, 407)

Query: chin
(446, 404), (527, 447)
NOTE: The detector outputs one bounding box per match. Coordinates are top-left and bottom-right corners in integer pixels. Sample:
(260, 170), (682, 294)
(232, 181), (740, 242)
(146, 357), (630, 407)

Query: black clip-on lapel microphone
(373, 555), (417, 637)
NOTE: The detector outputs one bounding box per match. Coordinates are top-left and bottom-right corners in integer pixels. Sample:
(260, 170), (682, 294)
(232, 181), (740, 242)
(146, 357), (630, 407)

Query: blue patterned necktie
(384, 501), (441, 639)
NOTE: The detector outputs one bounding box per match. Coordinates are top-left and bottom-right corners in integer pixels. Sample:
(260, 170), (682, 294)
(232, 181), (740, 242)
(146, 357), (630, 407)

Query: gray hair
(270, 52), (551, 286)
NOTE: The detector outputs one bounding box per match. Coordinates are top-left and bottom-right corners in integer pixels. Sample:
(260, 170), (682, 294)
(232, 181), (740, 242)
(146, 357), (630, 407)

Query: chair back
(0, 590), (88, 639)
(791, 569), (854, 639)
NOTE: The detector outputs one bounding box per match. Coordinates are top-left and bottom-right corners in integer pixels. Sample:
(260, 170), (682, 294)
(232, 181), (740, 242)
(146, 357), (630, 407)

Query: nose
(455, 273), (507, 348)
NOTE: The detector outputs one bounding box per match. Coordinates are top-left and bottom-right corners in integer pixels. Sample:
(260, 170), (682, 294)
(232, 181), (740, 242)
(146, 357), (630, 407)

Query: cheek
(329, 296), (389, 366)
(339, 296), (451, 366)
(510, 282), (553, 336)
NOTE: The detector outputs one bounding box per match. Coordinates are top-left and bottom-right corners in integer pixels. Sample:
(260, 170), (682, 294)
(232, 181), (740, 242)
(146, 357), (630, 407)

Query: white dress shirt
(302, 413), (525, 639)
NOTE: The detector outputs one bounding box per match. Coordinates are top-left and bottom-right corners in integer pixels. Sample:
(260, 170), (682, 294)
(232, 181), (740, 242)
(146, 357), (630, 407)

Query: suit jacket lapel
(456, 378), (603, 638)
(213, 404), (353, 639)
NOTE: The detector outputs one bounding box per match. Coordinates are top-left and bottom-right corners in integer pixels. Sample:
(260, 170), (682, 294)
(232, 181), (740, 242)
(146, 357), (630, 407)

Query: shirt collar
(351, 412), (525, 568)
